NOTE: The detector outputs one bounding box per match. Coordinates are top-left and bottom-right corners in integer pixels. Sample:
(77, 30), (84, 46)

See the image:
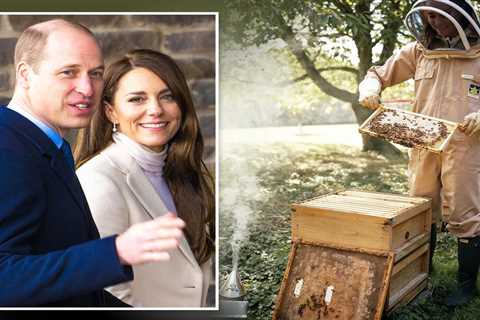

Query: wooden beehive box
(387, 242), (429, 312)
(292, 190), (431, 257)
(291, 190), (432, 312)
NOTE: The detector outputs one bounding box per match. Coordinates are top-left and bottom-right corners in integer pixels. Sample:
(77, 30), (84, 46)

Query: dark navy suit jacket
(0, 107), (133, 307)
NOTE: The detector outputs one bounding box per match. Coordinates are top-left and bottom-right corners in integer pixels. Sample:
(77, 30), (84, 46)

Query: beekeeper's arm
(358, 42), (419, 109)
(459, 74), (480, 136)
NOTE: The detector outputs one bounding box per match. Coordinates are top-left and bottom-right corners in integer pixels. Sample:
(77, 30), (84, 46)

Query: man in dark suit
(0, 18), (185, 307)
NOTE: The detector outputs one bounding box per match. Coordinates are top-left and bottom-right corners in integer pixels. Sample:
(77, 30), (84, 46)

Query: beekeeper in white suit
(358, 0), (480, 306)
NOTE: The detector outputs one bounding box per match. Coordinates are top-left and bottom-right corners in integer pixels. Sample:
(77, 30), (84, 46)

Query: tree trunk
(351, 101), (405, 159)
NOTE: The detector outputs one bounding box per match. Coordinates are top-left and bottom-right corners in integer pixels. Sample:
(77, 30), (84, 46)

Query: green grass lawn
(219, 143), (480, 320)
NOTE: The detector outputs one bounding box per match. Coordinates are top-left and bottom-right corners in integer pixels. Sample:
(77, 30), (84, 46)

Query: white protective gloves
(358, 77), (382, 109)
(461, 112), (480, 136)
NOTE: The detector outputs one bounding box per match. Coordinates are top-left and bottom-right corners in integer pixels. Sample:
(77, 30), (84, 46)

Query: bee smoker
(218, 244), (248, 319)
(220, 265), (246, 300)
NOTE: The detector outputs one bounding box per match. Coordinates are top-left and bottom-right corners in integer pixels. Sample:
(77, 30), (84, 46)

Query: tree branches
(282, 21), (356, 103)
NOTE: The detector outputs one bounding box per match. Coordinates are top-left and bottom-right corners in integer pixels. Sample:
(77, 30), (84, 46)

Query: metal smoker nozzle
(220, 267), (246, 299)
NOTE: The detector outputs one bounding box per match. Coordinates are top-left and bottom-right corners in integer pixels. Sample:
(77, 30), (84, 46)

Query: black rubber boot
(445, 236), (480, 307)
(429, 223), (437, 274)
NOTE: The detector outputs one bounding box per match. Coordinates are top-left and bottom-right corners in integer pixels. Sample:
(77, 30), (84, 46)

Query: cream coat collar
(103, 141), (200, 270)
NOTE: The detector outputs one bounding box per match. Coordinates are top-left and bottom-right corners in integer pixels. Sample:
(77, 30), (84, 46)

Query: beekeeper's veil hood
(405, 0), (480, 50)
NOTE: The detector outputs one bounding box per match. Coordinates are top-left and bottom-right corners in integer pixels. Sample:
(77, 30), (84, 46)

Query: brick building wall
(0, 14), (216, 164)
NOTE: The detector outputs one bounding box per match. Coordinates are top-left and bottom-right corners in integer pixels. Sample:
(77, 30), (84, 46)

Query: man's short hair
(14, 19), (97, 70)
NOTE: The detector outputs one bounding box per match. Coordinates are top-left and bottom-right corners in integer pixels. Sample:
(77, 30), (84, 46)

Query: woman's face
(107, 67), (182, 152)
(424, 2), (459, 38)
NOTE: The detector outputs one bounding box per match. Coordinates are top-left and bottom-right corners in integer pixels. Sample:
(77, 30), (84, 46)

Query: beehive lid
(273, 242), (393, 320)
(359, 106), (457, 153)
(293, 190), (430, 220)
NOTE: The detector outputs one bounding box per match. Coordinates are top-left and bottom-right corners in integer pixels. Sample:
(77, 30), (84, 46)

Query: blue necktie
(60, 139), (75, 170)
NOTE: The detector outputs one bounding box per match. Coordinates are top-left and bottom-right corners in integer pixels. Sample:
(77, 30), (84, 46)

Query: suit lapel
(106, 143), (199, 269)
(50, 152), (85, 211)
(51, 153), (100, 238)
(126, 164), (169, 219)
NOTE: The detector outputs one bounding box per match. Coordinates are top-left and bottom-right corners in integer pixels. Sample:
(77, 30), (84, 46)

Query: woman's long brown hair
(75, 49), (215, 265)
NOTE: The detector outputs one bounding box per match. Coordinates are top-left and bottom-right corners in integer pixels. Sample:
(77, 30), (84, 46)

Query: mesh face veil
(405, 0), (480, 50)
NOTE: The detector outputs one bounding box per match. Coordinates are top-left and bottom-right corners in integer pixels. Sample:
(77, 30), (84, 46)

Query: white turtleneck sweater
(112, 132), (177, 214)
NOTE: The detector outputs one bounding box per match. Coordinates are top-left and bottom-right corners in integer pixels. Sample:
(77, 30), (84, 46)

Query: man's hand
(460, 112), (480, 136)
(115, 213), (185, 265)
(358, 77), (382, 109)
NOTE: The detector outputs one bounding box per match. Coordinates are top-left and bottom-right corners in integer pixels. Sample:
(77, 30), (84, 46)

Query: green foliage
(220, 143), (480, 320)
(222, 0), (412, 67)
(219, 0), (417, 134)
(220, 41), (414, 128)
(271, 49), (359, 125)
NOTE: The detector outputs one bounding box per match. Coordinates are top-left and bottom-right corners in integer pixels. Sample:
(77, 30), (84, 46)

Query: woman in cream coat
(74, 49), (215, 307)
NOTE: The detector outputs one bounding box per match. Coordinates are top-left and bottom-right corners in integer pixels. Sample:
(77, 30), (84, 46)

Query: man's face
(25, 28), (104, 136)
